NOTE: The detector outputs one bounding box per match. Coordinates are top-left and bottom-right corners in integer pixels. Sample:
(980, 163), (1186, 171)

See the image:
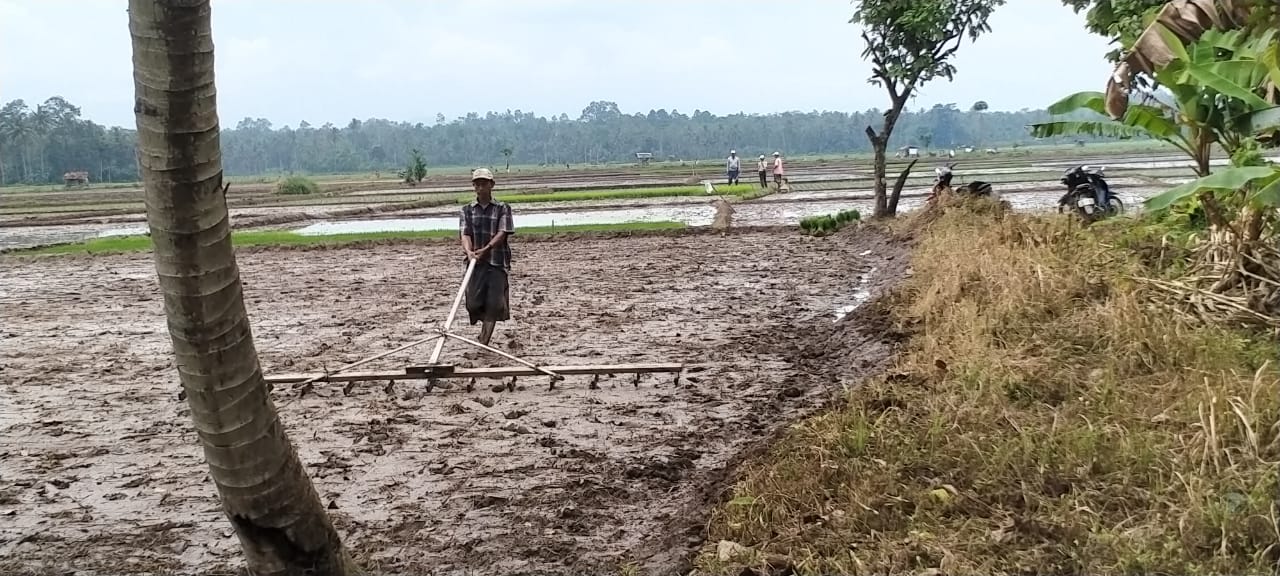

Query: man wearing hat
(459, 168), (515, 345)
(725, 150), (741, 185)
(756, 154), (769, 189)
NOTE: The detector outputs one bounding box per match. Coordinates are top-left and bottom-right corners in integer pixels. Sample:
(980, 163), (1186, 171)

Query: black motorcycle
(1058, 165), (1123, 223)
(930, 163), (994, 201)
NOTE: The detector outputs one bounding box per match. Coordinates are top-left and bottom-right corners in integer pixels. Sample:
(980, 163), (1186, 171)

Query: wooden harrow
(264, 259), (685, 394)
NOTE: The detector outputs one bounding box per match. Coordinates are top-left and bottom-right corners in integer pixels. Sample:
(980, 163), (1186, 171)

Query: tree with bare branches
(850, 0), (1006, 217)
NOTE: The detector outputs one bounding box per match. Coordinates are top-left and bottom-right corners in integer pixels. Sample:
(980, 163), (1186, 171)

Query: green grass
(468, 183), (758, 205)
(17, 221), (687, 255)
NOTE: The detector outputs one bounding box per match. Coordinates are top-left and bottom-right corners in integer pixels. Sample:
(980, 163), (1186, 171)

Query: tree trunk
(867, 128), (888, 217)
(867, 93), (908, 218)
(887, 158), (918, 215)
(872, 141), (889, 217)
(128, 2), (358, 575)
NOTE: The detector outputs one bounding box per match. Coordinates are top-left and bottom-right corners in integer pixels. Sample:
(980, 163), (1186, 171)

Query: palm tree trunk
(128, 2), (358, 574)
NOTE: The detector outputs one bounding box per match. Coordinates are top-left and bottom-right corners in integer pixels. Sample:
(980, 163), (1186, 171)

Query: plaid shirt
(460, 200), (515, 270)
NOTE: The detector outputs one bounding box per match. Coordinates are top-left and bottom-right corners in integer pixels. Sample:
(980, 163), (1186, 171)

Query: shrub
(276, 175), (320, 195)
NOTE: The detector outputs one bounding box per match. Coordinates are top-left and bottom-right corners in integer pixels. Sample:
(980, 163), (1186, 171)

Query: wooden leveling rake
(264, 259), (685, 394)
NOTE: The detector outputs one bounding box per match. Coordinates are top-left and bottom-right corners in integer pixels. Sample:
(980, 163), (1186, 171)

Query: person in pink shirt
(772, 152), (785, 190)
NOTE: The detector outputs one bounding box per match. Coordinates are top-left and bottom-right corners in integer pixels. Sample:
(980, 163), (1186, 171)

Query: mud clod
(500, 422), (532, 435)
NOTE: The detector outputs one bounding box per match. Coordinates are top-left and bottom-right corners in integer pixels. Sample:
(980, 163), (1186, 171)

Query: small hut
(63, 171), (90, 189)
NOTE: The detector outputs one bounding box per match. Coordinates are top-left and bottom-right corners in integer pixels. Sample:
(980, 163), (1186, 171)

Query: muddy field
(0, 228), (907, 575)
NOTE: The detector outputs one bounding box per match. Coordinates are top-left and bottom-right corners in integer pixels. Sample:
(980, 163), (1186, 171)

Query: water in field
(293, 206), (718, 235)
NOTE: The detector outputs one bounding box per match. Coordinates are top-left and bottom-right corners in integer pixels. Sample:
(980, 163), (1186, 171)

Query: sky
(0, 1), (1118, 129)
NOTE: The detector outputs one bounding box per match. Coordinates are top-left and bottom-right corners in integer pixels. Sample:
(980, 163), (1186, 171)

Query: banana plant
(1029, 87), (1219, 176)
(1031, 22), (1280, 177)
(1139, 25), (1280, 212)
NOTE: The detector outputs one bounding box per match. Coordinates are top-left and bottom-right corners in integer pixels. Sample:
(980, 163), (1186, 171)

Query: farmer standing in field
(756, 155), (769, 188)
(772, 151), (786, 191)
(460, 168), (515, 346)
(726, 150), (741, 185)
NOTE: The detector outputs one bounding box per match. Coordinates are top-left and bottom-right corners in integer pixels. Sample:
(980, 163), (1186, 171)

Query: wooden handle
(426, 258), (478, 366)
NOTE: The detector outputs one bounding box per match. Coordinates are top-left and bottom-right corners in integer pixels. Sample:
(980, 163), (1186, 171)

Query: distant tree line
(0, 97), (1120, 185)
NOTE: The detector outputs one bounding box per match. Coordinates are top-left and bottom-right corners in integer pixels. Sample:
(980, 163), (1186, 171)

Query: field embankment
(699, 200), (1280, 575)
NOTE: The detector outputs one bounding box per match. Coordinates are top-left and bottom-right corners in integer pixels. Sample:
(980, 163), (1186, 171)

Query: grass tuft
(701, 200), (1280, 575)
(275, 175), (321, 195)
(17, 221), (686, 255)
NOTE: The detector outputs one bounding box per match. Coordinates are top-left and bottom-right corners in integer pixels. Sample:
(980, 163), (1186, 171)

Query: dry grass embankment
(699, 199), (1280, 575)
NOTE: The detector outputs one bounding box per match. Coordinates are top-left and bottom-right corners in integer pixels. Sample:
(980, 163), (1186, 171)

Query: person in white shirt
(725, 150), (741, 185)
(756, 155), (768, 188)
(772, 152), (785, 190)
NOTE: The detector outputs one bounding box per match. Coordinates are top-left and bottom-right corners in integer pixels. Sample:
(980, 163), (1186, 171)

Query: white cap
(471, 168), (495, 182)
(759, 155), (766, 159)
(730, 149), (736, 154)
(773, 151), (780, 156)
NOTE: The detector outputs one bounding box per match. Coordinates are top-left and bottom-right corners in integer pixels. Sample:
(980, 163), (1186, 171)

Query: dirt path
(0, 229), (907, 575)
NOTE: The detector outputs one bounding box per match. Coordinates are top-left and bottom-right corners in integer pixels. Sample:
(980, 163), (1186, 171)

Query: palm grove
(0, 96), (1105, 186)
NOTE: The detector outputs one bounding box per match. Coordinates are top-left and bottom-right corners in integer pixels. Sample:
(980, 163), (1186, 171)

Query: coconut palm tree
(127, 1), (358, 574)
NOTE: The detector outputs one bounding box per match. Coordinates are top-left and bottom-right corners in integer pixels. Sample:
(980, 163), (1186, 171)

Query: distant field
(0, 140), (1185, 196)
(0, 145), (1198, 252)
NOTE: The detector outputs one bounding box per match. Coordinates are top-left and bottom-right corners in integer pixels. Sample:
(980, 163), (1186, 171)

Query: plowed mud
(0, 228), (907, 575)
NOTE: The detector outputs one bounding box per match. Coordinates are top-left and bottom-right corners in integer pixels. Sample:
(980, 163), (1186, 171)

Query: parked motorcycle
(930, 163), (994, 201)
(1058, 165), (1123, 223)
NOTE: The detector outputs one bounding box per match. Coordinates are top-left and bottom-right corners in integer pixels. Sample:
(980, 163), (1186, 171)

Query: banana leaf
(1254, 174), (1280, 206)
(1029, 121), (1152, 140)
(1156, 23), (1192, 65)
(1045, 91), (1108, 116)
(1122, 103), (1185, 140)
(1184, 63), (1274, 109)
(1145, 166), (1280, 211)
(1263, 42), (1280, 89)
